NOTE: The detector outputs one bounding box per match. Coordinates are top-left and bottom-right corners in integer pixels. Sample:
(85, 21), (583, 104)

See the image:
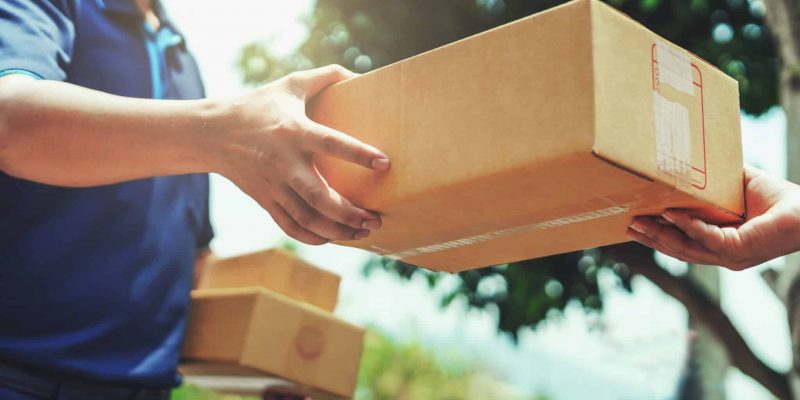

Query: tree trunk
(688, 266), (729, 399)
(604, 243), (793, 399)
(677, 266), (729, 399)
(762, 0), (800, 397)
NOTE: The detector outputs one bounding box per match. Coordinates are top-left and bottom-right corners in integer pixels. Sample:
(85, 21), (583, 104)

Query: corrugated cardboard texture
(198, 248), (340, 312)
(308, 0), (745, 272)
(589, 1), (743, 216)
(181, 288), (364, 398)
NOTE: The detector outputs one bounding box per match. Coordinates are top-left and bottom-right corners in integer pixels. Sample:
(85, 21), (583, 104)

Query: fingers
(743, 164), (766, 186)
(276, 186), (371, 241)
(286, 165), (382, 229)
(626, 227), (702, 264)
(662, 210), (729, 253)
(287, 64), (357, 99)
(628, 216), (718, 264)
(302, 121), (390, 170)
(265, 201), (329, 245)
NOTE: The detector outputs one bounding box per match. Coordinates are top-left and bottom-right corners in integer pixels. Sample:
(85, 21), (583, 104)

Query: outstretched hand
(627, 165), (800, 270)
(213, 65), (390, 245)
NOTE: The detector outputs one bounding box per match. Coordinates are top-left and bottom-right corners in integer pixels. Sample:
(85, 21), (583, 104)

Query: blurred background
(162, 0), (798, 399)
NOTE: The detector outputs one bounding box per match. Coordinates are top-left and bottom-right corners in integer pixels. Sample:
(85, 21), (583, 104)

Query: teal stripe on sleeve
(0, 69), (44, 80)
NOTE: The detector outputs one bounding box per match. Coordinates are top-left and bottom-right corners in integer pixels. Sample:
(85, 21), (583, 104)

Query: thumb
(288, 64), (358, 99)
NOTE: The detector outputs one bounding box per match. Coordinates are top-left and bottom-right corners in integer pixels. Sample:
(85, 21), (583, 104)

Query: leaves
(363, 250), (632, 340)
(239, 0), (778, 114)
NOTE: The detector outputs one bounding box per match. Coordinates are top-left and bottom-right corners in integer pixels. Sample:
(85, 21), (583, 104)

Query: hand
(211, 65), (389, 245)
(627, 165), (800, 270)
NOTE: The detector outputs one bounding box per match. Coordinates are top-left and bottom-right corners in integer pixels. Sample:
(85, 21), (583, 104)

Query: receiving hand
(627, 165), (800, 270)
(212, 65), (389, 245)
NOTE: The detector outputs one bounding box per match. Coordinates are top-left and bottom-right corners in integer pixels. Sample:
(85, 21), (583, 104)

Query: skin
(0, 63), (387, 245)
(0, 2), (370, 398)
(628, 165), (800, 271)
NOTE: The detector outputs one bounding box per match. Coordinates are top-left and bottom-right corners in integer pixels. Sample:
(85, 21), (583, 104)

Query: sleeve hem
(0, 58), (66, 81)
(0, 69), (45, 80)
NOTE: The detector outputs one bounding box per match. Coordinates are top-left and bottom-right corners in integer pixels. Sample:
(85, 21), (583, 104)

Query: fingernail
(362, 219), (381, 230)
(629, 219), (646, 234)
(371, 157), (391, 171)
(353, 229), (370, 240)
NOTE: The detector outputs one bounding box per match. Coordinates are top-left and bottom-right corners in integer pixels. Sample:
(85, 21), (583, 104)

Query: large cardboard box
(309, 0), (745, 272)
(181, 288), (364, 399)
(198, 248), (340, 312)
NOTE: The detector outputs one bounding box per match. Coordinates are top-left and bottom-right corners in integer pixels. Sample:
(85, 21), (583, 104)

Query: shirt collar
(96, 0), (183, 39)
(96, 0), (173, 25)
(96, 0), (141, 17)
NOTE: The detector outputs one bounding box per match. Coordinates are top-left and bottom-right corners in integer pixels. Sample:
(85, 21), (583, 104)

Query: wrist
(191, 96), (233, 174)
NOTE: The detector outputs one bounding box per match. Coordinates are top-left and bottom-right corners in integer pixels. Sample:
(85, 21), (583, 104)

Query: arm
(0, 65), (390, 244)
(627, 165), (800, 270)
(0, 73), (216, 185)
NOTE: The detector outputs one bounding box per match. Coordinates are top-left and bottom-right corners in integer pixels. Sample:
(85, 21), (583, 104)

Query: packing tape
(652, 92), (691, 181)
(385, 204), (632, 260)
(654, 42), (693, 95)
(652, 41), (693, 184)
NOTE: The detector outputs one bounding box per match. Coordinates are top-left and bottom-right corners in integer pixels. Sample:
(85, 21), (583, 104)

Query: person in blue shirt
(0, 0), (389, 399)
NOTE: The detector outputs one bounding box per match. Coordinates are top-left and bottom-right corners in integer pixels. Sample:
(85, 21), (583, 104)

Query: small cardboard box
(309, 0), (744, 272)
(198, 248), (340, 312)
(180, 288), (365, 399)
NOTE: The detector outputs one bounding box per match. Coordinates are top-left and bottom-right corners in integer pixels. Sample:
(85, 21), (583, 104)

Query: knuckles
(293, 210), (316, 230)
(270, 119), (305, 140)
(320, 133), (339, 154)
(282, 72), (306, 91)
(304, 187), (326, 208)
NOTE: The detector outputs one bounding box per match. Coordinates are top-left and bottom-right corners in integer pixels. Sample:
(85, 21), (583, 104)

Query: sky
(161, 1), (792, 399)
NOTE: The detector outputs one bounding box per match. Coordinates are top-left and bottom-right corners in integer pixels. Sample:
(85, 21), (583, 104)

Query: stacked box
(181, 249), (363, 399)
(198, 248), (340, 312)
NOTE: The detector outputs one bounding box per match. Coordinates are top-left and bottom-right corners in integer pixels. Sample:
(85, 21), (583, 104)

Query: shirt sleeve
(0, 0), (75, 81)
(196, 175), (214, 249)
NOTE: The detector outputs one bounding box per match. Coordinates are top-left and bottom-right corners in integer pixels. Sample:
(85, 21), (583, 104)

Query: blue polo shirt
(0, 0), (213, 388)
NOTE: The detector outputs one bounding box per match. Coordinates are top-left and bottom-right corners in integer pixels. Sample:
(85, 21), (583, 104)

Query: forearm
(0, 64), (391, 245)
(0, 75), (222, 186)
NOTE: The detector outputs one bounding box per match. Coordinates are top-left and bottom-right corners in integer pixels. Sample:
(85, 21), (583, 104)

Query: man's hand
(627, 165), (800, 270)
(209, 65), (389, 245)
(0, 65), (387, 245)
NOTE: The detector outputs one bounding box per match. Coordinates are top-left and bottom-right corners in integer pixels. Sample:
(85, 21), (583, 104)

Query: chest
(65, 4), (204, 100)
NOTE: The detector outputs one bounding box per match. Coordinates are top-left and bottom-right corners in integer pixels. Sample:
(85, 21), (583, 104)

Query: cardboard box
(181, 375), (340, 399)
(308, 0), (744, 272)
(198, 248), (340, 312)
(180, 288), (365, 399)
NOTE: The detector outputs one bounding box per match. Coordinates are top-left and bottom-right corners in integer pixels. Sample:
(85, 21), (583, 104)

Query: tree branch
(763, 0), (800, 65)
(603, 243), (793, 400)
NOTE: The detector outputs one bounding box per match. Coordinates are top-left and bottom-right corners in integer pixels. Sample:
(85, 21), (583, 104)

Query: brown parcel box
(198, 248), (340, 312)
(181, 288), (364, 399)
(309, 0), (745, 272)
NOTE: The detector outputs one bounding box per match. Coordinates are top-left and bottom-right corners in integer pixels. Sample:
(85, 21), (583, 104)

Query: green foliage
(239, 0), (777, 115)
(279, 239), (300, 253)
(356, 330), (549, 400)
(171, 330), (547, 400)
(170, 383), (257, 400)
(364, 250), (631, 340)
